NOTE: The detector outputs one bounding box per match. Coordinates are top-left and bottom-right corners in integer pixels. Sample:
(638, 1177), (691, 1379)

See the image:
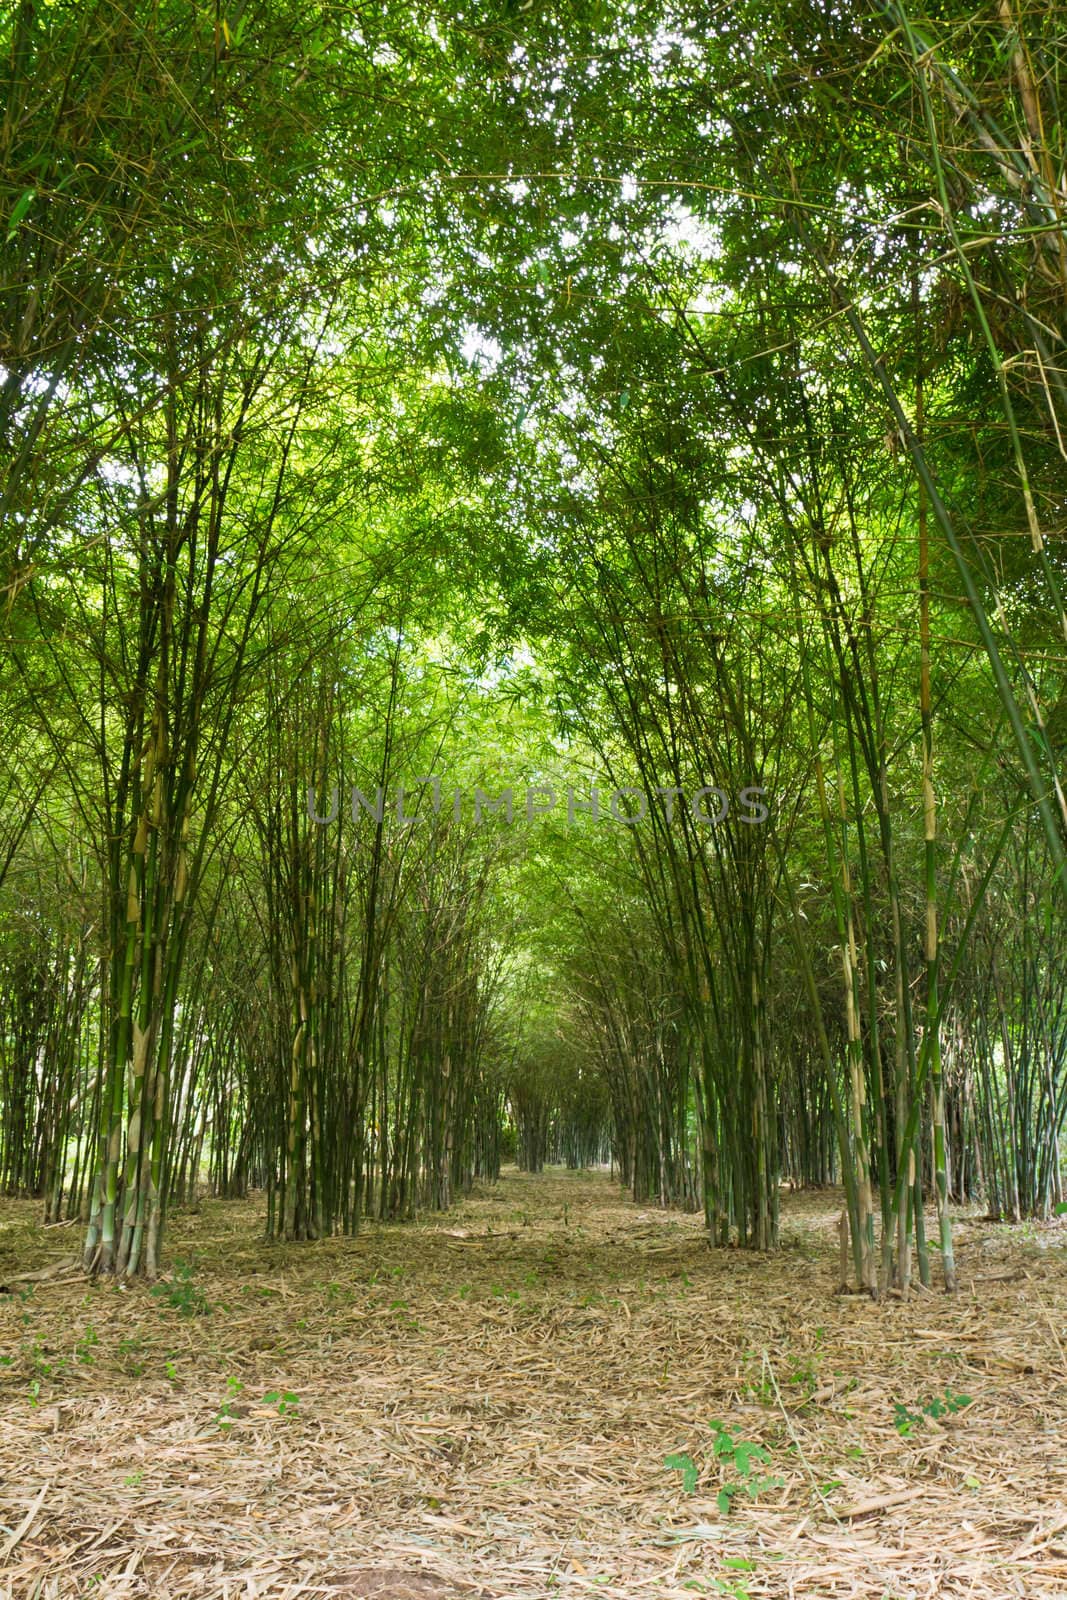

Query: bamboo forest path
(1, 1169), (1066, 1598)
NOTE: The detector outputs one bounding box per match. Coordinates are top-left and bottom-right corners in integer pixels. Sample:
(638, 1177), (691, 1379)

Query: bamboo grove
(1, 0), (1065, 1293)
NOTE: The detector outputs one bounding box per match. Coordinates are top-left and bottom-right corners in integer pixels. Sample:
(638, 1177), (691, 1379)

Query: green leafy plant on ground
(709, 1421), (783, 1514)
(263, 1388), (300, 1416)
(19, 1336), (68, 1401)
(117, 1336), (145, 1375)
(743, 1341), (821, 1405)
(215, 1375), (244, 1428)
(893, 1387), (972, 1436)
(680, 1565), (754, 1598)
(664, 1450), (699, 1493)
(151, 1259), (211, 1317)
(75, 1325), (99, 1364)
(664, 1421), (782, 1514)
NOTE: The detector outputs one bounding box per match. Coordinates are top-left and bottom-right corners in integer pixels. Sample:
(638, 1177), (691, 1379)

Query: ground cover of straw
(1, 1170), (1066, 1600)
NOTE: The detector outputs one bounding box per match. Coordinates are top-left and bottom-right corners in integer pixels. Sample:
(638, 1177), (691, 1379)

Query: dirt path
(1, 1168), (1066, 1598)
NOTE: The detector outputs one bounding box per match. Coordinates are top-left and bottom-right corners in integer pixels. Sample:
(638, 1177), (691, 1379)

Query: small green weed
(664, 1451), (699, 1493)
(263, 1388), (300, 1416)
(24, 1336), (67, 1386)
(75, 1326), (99, 1365)
(664, 1421), (782, 1515)
(215, 1375), (245, 1428)
(117, 1336), (145, 1375)
(709, 1420), (783, 1514)
(151, 1259), (211, 1317)
(893, 1386), (972, 1436)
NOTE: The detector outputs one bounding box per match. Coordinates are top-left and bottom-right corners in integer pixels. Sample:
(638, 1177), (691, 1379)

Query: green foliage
(21, 1336), (67, 1394)
(215, 1376), (245, 1429)
(1, 0), (1065, 1297)
(708, 1422), (784, 1516)
(151, 1261), (212, 1317)
(75, 1326), (98, 1365)
(893, 1388), (973, 1436)
(665, 1422), (782, 1514)
(664, 1451), (699, 1494)
(742, 1345), (818, 1405)
(263, 1389), (300, 1417)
